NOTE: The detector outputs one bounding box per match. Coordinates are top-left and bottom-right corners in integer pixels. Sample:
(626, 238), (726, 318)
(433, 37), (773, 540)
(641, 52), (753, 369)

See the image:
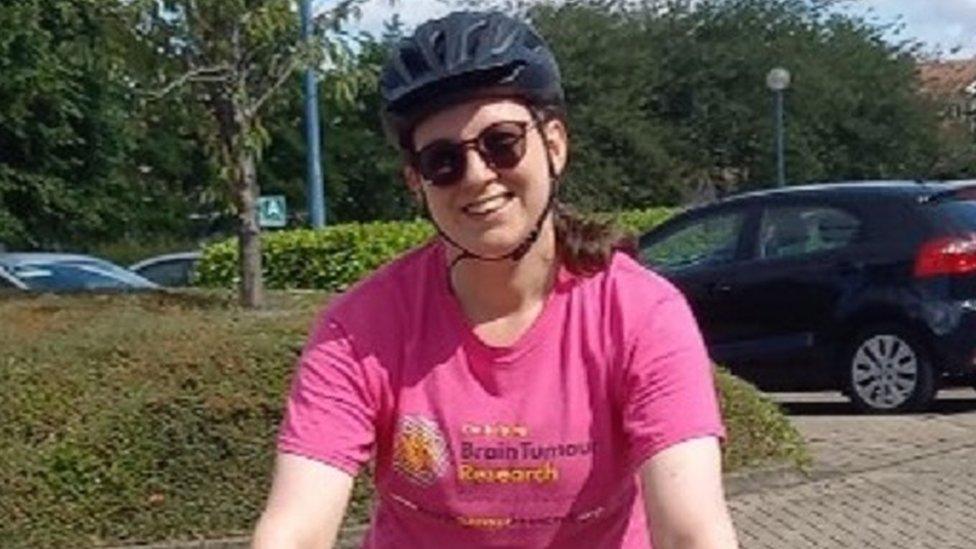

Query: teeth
(465, 194), (510, 215)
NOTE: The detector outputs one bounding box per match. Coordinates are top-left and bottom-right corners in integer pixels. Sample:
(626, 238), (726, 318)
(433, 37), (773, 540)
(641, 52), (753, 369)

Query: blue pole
(775, 89), (786, 188)
(300, 0), (326, 227)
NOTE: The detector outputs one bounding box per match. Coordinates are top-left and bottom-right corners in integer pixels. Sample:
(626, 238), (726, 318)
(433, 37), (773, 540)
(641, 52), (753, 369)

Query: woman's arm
(252, 453), (355, 549)
(640, 436), (739, 549)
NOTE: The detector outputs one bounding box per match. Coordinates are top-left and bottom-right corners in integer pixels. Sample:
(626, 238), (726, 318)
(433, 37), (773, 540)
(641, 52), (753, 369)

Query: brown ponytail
(552, 201), (637, 276)
(528, 105), (636, 276)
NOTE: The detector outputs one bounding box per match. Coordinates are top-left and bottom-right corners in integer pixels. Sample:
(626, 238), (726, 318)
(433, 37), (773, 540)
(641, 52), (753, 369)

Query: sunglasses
(410, 120), (534, 187)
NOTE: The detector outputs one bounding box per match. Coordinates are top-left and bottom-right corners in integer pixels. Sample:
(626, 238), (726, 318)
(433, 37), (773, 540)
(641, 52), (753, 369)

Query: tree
(0, 0), (139, 249)
(259, 32), (415, 224)
(130, 0), (384, 307)
(453, 0), (954, 206)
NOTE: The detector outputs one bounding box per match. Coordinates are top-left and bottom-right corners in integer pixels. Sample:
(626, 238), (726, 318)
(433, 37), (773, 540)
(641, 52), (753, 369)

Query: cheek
(422, 188), (458, 218)
(517, 155), (552, 196)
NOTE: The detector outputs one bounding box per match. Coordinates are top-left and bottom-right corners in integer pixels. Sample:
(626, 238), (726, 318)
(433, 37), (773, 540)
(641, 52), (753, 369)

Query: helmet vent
(430, 30), (447, 65)
(401, 47), (429, 80)
(461, 19), (489, 64)
(521, 30), (542, 52)
(489, 24), (520, 56)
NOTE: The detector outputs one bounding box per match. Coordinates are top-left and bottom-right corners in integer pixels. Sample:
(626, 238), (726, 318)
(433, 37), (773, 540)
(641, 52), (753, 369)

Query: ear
(542, 118), (569, 178)
(403, 164), (425, 204)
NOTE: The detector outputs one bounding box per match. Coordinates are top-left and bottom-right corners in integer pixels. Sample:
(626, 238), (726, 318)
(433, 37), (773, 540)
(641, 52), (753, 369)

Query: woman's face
(407, 98), (568, 259)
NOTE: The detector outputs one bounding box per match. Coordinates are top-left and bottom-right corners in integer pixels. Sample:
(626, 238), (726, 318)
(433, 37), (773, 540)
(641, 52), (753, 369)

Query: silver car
(0, 253), (158, 292)
(129, 251), (201, 288)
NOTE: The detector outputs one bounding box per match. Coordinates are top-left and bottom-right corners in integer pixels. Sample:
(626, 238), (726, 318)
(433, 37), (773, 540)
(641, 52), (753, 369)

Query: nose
(460, 147), (497, 186)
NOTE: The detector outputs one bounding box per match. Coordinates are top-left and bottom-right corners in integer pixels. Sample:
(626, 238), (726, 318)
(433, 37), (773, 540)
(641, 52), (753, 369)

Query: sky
(336, 0), (976, 59)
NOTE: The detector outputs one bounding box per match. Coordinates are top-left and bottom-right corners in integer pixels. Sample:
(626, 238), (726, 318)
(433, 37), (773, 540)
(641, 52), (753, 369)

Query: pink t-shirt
(278, 240), (725, 548)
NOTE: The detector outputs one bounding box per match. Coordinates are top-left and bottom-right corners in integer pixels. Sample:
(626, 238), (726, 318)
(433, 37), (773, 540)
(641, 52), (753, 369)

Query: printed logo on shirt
(392, 415), (450, 486)
(455, 422), (596, 486)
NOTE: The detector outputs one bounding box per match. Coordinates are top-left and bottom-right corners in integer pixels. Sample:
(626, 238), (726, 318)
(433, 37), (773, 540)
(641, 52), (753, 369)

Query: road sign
(257, 195), (287, 228)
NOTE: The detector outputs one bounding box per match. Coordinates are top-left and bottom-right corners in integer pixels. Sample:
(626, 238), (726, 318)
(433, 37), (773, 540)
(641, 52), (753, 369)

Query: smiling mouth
(462, 193), (514, 216)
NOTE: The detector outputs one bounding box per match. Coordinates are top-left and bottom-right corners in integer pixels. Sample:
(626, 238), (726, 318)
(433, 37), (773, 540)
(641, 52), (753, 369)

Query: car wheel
(844, 325), (936, 413)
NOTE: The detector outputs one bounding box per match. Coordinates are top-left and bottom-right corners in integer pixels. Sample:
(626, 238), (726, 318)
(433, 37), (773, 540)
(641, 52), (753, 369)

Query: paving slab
(729, 389), (976, 549)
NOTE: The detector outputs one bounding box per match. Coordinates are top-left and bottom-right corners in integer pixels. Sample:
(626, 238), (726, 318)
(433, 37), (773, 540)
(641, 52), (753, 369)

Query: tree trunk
(236, 149), (264, 309)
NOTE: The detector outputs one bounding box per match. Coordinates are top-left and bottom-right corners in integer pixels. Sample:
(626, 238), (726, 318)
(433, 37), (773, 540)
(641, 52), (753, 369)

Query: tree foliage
(0, 0), (972, 255)
(0, 1), (136, 248)
(528, 0), (955, 206)
(259, 32), (416, 224)
(127, 0), (380, 306)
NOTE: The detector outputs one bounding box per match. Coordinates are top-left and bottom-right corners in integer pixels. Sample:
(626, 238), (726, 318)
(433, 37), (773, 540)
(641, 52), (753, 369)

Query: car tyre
(843, 324), (936, 413)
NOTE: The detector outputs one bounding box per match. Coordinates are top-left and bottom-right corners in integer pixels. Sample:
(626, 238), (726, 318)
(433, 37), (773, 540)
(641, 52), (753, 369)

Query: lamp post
(300, 0), (326, 227)
(766, 67), (791, 188)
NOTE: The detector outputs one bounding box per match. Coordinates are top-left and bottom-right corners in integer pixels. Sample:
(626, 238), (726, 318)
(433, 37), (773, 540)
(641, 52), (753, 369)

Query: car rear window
(11, 261), (153, 291)
(935, 199), (976, 231)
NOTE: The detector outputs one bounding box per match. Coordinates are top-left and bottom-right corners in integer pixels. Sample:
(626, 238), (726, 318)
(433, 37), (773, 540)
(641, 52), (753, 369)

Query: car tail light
(914, 233), (976, 277)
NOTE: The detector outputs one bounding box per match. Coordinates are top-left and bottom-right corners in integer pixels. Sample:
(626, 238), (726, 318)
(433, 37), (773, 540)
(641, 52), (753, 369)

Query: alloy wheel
(850, 334), (920, 411)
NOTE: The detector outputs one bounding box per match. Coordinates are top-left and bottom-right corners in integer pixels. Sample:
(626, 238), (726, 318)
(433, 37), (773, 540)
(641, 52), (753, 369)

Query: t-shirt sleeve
(277, 312), (378, 476)
(622, 288), (726, 469)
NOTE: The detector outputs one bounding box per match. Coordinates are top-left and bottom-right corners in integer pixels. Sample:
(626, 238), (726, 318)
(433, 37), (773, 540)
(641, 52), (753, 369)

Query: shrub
(195, 208), (677, 291)
(1, 291), (805, 548)
(612, 207), (679, 235)
(716, 368), (810, 471)
(195, 220), (436, 292)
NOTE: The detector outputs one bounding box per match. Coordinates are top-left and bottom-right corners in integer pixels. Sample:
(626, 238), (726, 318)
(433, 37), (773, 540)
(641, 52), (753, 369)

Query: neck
(446, 217), (558, 325)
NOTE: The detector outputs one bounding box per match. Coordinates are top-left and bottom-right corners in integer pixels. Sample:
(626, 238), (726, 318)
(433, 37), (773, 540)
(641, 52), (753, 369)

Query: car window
(10, 261), (150, 291)
(0, 273), (18, 288)
(758, 205), (861, 260)
(935, 199), (976, 231)
(641, 211), (746, 270)
(138, 260), (191, 287)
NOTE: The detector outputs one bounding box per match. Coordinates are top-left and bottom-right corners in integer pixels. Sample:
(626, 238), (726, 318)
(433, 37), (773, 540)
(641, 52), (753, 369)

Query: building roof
(918, 59), (976, 97)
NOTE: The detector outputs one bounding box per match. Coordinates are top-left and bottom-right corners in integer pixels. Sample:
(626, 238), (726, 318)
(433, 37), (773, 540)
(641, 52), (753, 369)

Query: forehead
(412, 98), (533, 148)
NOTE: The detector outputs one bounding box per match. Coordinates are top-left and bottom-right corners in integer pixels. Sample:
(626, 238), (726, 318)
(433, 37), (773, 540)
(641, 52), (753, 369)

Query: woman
(253, 11), (738, 549)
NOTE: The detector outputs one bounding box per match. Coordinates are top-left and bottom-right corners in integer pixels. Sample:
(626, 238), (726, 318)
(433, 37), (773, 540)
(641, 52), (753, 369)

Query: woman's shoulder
(585, 251), (683, 305)
(320, 239), (442, 330)
(562, 252), (688, 345)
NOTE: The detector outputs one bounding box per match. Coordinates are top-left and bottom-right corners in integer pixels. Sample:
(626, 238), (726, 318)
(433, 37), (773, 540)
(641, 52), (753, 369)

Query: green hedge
(196, 208), (678, 291)
(611, 207), (678, 235)
(195, 220), (436, 292)
(1, 291), (806, 548)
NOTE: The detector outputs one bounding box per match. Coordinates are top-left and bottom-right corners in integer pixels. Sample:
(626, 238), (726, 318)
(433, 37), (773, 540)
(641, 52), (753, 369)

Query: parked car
(639, 180), (976, 413)
(129, 251), (201, 288)
(0, 253), (158, 292)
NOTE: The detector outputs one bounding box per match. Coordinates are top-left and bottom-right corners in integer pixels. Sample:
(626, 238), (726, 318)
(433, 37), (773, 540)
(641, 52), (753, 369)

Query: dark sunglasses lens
(479, 124), (526, 169)
(417, 143), (464, 186)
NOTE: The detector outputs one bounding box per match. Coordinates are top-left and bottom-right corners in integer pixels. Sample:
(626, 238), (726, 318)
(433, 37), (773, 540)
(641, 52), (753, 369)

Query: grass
(0, 291), (807, 548)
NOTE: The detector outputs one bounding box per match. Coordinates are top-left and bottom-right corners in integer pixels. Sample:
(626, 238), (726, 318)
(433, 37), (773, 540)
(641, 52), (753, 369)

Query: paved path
(728, 389), (976, 549)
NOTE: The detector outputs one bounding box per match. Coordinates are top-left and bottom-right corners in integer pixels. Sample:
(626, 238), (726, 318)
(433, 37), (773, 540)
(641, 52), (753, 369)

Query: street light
(300, 0), (326, 228)
(766, 67), (791, 188)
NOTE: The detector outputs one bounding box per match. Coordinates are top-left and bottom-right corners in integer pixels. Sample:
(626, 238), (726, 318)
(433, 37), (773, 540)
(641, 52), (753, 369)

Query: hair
(552, 201), (637, 277)
(532, 104), (636, 276)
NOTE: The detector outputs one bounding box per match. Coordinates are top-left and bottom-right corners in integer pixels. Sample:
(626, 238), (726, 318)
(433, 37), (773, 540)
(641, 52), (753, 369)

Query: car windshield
(9, 260), (155, 291)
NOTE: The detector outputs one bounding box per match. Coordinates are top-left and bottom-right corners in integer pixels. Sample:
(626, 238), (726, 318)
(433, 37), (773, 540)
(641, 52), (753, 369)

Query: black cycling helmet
(380, 11), (565, 150)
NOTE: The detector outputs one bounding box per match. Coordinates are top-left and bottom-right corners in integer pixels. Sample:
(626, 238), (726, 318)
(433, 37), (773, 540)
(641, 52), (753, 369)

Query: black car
(639, 180), (976, 413)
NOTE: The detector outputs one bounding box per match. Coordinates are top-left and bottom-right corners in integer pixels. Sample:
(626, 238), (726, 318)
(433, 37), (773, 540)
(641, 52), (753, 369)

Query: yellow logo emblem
(392, 415), (449, 486)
